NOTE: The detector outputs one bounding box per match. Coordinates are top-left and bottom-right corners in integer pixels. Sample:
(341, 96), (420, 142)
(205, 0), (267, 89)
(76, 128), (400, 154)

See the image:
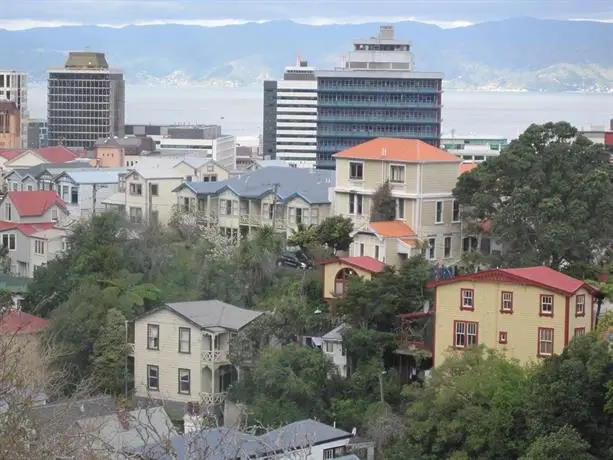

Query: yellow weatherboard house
(429, 266), (599, 366)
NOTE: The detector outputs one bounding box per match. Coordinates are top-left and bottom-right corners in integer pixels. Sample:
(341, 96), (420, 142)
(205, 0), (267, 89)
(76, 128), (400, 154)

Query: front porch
(200, 364), (238, 406)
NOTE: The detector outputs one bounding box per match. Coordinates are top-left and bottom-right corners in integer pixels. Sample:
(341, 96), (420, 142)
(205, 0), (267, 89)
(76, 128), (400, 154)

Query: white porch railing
(200, 392), (226, 405)
(201, 349), (229, 362)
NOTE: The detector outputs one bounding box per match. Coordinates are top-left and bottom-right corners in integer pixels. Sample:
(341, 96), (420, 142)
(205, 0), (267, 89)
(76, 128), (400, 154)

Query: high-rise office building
(262, 59), (318, 168)
(47, 52), (125, 149)
(316, 25), (443, 169)
(0, 70), (28, 148)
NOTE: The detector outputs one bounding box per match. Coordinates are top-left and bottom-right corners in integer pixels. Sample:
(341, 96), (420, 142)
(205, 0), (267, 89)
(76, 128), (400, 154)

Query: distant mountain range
(2, 17), (613, 92)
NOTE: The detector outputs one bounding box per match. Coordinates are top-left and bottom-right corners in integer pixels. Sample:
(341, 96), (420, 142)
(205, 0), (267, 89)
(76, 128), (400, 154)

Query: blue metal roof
(57, 169), (128, 184)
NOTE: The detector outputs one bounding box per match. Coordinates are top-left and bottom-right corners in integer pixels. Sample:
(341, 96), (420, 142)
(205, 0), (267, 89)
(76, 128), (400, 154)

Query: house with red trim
(0, 191), (70, 277)
(349, 220), (419, 267)
(427, 266), (598, 367)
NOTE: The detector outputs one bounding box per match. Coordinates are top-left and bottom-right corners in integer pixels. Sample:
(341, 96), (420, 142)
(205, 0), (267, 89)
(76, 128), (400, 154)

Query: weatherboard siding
(421, 162), (461, 195)
(323, 260), (374, 300)
(6, 151), (46, 168)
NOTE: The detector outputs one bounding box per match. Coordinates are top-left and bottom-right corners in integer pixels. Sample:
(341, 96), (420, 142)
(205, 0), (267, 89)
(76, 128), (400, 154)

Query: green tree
(316, 216), (354, 253)
(287, 223), (318, 250)
(91, 308), (129, 395)
(454, 122), (613, 268)
(370, 181), (396, 222)
(520, 425), (596, 460)
(98, 269), (161, 316)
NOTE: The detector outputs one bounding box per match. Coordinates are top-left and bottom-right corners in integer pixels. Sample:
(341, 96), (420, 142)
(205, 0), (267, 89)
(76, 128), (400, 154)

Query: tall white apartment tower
(0, 70), (28, 148)
(262, 58), (318, 168)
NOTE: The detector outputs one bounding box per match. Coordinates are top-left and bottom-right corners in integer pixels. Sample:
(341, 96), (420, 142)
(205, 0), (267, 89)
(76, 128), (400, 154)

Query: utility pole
(148, 182), (154, 223)
(379, 371), (387, 403)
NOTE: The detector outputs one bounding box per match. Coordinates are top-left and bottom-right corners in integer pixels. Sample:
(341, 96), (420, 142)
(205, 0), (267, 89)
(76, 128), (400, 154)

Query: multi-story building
(26, 120), (48, 149)
(131, 300), (262, 405)
(0, 102), (21, 149)
(581, 119), (613, 157)
(315, 25), (443, 169)
(332, 137), (463, 264)
(93, 136), (156, 168)
(3, 161), (95, 192)
(429, 266), (598, 367)
(262, 58), (318, 168)
(47, 52), (125, 149)
(172, 166), (334, 239)
(124, 124), (236, 171)
(441, 133), (508, 163)
(0, 146), (82, 170)
(0, 70), (28, 148)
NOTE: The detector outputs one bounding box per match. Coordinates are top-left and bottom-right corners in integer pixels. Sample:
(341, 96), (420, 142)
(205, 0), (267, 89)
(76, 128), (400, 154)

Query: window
(310, 208), (319, 225)
(325, 342), (334, 353)
(454, 321), (478, 348)
(396, 198), (405, 219)
(349, 162), (363, 180)
(71, 187), (78, 204)
(375, 245), (380, 260)
(129, 207), (143, 224)
(539, 295), (554, 316)
(575, 294), (585, 317)
(359, 243), (364, 256)
(498, 331), (508, 344)
(324, 447), (345, 459)
(178, 368), (191, 394)
(179, 327), (191, 354)
(225, 200), (232, 215)
(537, 328), (554, 357)
(34, 239), (45, 255)
(435, 201), (444, 224)
(150, 210), (159, 224)
(444, 236), (452, 258)
(147, 324), (159, 350)
(348, 193), (363, 215)
(427, 237), (435, 260)
(574, 327), (586, 338)
(452, 200), (460, 222)
(390, 165), (405, 183)
(150, 184), (159, 196)
(129, 183), (143, 196)
(51, 208), (59, 221)
(5, 203), (11, 221)
(147, 365), (159, 391)
(461, 288), (474, 311)
(501, 291), (513, 313)
(2, 234), (15, 251)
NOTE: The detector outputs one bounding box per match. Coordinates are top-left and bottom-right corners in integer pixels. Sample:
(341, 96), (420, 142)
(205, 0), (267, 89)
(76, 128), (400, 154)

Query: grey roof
(322, 323), (348, 342)
(76, 406), (176, 454)
(7, 161), (95, 180)
(134, 419), (352, 460)
(175, 166), (334, 204)
(56, 169), (127, 184)
(94, 136), (147, 148)
(165, 300), (263, 331)
(250, 159), (291, 169)
(31, 395), (117, 435)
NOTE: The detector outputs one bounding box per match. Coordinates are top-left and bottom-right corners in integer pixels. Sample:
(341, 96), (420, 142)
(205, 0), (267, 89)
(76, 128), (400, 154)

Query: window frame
(435, 200), (444, 224)
(150, 183), (159, 196)
(427, 237), (436, 260)
(574, 327), (586, 338)
(575, 294), (585, 317)
(178, 327), (191, 354)
(460, 288), (474, 311)
(349, 161), (364, 180)
(389, 164), (405, 183)
(443, 236), (452, 258)
(537, 327), (554, 357)
(498, 331), (508, 344)
(147, 365), (159, 391)
(539, 294), (554, 317)
(452, 200), (461, 222)
(325, 341), (334, 353)
(395, 198), (405, 219)
(34, 238), (45, 255)
(453, 320), (479, 349)
(147, 324), (160, 350)
(500, 291), (514, 314)
(178, 368), (191, 395)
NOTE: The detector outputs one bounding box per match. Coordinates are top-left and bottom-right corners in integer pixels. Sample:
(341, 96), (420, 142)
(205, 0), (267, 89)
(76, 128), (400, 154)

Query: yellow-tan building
(429, 266), (598, 367)
(320, 256), (386, 304)
(333, 137), (463, 266)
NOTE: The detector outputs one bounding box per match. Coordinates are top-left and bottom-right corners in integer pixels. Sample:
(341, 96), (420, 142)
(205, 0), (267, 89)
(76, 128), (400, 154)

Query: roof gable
(369, 220), (417, 238)
(0, 149), (25, 161)
(334, 138), (461, 163)
(5, 191), (68, 217)
(322, 256), (386, 274)
(36, 146), (78, 163)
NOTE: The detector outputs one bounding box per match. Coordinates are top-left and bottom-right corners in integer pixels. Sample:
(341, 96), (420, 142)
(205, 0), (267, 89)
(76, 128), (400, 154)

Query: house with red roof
(426, 266), (599, 367)
(320, 256), (386, 305)
(0, 191), (69, 277)
(0, 310), (50, 335)
(2, 146), (80, 170)
(350, 220), (420, 268)
(332, 138), (464, 264)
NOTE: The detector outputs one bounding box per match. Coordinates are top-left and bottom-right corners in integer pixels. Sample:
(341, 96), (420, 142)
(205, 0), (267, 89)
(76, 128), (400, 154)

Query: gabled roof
(368, 220), (417, 238)
(127, 168), (184, 180)
(429, 266), (598, 296)
(0, 310), (50, 334)
(322, 323), (348, 342)
(56, 169), (127, 184)
(0, 149), (25, 160)
(5, 191), (67, 217)
(0, 221), (56, 236)
(174, 167), (334, 204)
(334, 138), (461, 163)
(150, 300), (263, 331)
(7, 146), (78, 164)
(322, 256), (386, 274)
(5, 161), (96, 181)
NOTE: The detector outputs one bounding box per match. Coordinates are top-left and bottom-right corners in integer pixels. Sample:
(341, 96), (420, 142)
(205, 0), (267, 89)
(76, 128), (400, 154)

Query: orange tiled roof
(400, 238), (418, 248)
(460, 162), (478, 174)
(334, 138), (460, 163)
(369, 220), (417, 238)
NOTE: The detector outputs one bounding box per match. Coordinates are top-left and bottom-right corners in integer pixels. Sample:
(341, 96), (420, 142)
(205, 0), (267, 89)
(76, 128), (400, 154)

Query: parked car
(276, 251), (313, 270)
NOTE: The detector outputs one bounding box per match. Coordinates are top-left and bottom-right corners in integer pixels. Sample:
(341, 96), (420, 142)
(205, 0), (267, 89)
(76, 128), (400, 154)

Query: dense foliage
(370, 180), (396, 222)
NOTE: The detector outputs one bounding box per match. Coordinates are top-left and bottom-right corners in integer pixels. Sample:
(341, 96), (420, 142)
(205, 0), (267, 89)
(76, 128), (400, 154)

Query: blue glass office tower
(316, 26), (443, 169)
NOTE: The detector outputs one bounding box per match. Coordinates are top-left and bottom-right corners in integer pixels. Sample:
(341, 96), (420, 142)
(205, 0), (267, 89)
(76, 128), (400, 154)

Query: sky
(1, 0), (612, 30)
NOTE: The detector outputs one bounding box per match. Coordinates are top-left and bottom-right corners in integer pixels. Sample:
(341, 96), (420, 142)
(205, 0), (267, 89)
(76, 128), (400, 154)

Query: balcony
(318, 115), (439, 124)
(239, 214), (262, 226)
(318, 129), (439, 139)
(200, 392), (226, 405)
(201, 348), (229, 363)
(319, 99), (442, 108)
(318, 85), (440, 94)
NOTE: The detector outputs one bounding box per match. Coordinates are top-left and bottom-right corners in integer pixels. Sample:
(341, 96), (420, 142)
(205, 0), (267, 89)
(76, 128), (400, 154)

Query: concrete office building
(316, 25), (443, 169)
(47, 52), (125, 149)
(26, 119), (49, 149)
(441, 133), (508, 163)
(0, 101), (21, 149)
(262, 59), (318, 168)
(0, 70), (28, 148)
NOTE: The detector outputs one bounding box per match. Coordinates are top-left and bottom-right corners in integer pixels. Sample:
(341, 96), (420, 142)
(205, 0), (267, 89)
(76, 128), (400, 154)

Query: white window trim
(427, 238), (436, 260)
(435, 200), (444, 224)
(389, 164), (405, 183)
(348, 161), (364, 181)
(444, 236), (452, 258)
(452, 199), (461, 223)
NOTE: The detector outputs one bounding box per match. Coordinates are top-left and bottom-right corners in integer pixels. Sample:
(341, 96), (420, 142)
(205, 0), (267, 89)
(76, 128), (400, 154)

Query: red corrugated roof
(6, 191), (67, 217)
(0, 149), (25, 160)
(0, 310), (50, 334)
(35, 146), (78, 163)
(500, 266), (585, 295)
(0, 221), (56, 236)
(339, 256), (386, 274)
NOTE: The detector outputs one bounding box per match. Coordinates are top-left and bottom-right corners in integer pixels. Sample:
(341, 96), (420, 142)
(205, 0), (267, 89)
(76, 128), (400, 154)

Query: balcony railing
(201, 349), (229, 362)
(319, 99), (442, 108)
(200, 392), (226, 405)
(239, 214), (262, 226)
(318, 85), (440, 94)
